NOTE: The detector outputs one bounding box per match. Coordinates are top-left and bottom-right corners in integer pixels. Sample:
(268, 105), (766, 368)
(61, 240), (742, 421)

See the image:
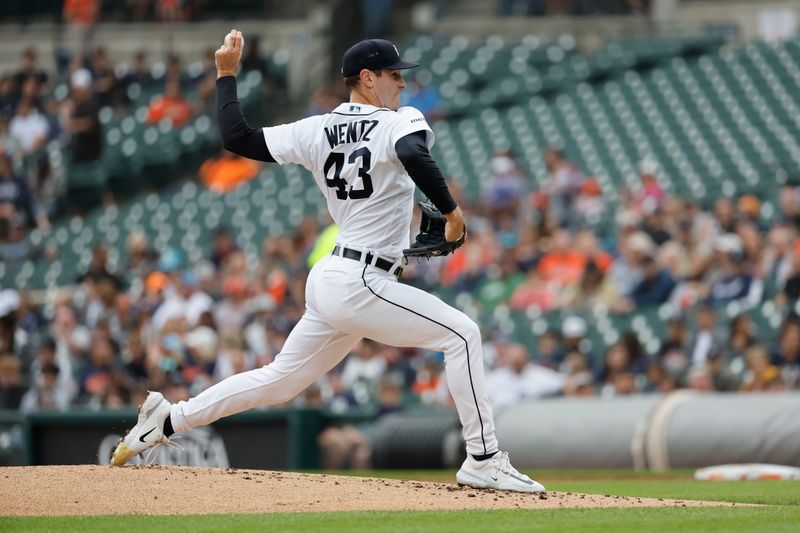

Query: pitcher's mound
(1, 465), (731, 515)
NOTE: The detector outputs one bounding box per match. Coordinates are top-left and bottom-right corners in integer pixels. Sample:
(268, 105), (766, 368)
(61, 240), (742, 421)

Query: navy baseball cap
(341, 39), (418, 77)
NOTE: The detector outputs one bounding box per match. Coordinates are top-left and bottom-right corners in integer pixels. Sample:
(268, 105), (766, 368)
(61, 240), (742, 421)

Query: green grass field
(2, 470), (798, 532)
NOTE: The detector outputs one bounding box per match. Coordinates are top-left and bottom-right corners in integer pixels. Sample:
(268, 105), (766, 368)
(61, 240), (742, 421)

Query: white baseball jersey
(168, 99), (499, 463)
(262, 103), (434, 258)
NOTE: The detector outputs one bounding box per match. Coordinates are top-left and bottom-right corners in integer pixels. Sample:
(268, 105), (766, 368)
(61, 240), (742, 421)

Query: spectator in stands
(634, 158), (664, 212)
(706, 234), (763, 309)
(50, 302), (91, 376)
(642, 360), (677, 393)
(162, 53), (188, 89)
(241, 35), (268, 76)
(14, 48), (50, 97)
(9, 99), (49, 157)
(484, 150), (528, 218)
(771, 317), (800, 389)
(0, 211), (33, 261)
(624, 255), (676, 310)
(687, 305), (724, 368)
(89, 47), (121, 109)
(213, 333), (255, 383)
(62, 0), (100, 61)
(0, 291), (21, 356)
(778, 183), (800, 230)
(120, 51), (154, 94)
(210, 226), (239, 269)
(0, 116), (21, 164)
(725, 312), (756, 363)
(534, 329), (564, 370)
(124, 231), (157, 284)
(762, 225), (794, 298)
(76, 244), (125, 291)
(412, 351), (444, 405)
(713, 198), (737, 234)
(596, 338), (643, 396)
(509, 266), (558, 311)
(737, 194), (761, 226)
(21, 360), (72, 412)
(0, 354), (25, 409)
(537, 228), (587, 287)
(0, 153), (37, 229)
(157, 0), (186, 22)
(740, 344), (783, 392)
(775, 249), (800, 309)
(316, 417), (371, 470)
(705, 350), (741, 392)
(542, 147), (584, 227)
(486, 342), (565, 408)
(0, 76), (19, 120)
(560, 259), (619, 312)
(66, 68), (102, 163)
(147, 79), (192, 127)
(400, 74), (443, 122)
(340, 339), (387, 406)
(658, 316), (690, 379)
(561, 315), (595, 365)
(640, 206), (671, 246)
(199, 150), (260, 193)
(77, 332), (118, 403)
(381, 346), (416, 391)
(686, 365), (715, 392)
(241, 295), (275, 365)
(154, 269), (213, 332)
(17, 76), (44, 113)
(609, 231), (651, 300)
(214, 276), (250, 336)
(574, 178), (606, 224)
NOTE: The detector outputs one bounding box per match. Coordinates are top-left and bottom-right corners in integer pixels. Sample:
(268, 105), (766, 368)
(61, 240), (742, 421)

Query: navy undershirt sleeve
(216, 76), (275, 162)
(395, 131), (457, 214)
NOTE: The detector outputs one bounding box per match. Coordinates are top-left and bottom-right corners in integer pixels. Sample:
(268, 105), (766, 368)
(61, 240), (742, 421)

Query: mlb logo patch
(349, 105), (361, 112)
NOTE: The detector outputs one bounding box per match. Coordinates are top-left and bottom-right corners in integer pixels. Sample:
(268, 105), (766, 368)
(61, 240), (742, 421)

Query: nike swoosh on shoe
(139, 427), (157, 442)
(509, 473), (534, 484)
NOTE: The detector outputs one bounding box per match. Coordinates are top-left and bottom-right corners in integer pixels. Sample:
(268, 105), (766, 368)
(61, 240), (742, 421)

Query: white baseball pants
(170, 253), (498, 456)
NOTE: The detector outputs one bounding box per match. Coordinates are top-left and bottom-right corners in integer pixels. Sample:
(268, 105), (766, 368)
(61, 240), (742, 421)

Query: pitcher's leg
(170, 312), (360, 433)
(352, 274), (498, 456)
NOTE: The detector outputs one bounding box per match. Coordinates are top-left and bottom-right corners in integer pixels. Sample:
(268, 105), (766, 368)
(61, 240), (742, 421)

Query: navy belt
(332, 245), (403, 277)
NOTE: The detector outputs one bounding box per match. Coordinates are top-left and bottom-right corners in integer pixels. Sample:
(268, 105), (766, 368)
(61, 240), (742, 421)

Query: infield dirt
(1, 465), (736, 515)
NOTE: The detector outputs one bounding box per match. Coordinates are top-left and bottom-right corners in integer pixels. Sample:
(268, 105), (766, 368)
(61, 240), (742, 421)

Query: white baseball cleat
(456, 451), (546, 493)
(110, 391), (175, 466)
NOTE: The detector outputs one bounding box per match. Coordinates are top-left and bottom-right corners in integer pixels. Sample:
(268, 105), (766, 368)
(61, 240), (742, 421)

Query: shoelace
(143, 436), (184, 465)
(495, 451), (528, 479)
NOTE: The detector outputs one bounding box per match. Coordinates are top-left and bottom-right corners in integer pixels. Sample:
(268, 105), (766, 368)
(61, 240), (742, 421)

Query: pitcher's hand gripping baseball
(216, 29), (244, 78)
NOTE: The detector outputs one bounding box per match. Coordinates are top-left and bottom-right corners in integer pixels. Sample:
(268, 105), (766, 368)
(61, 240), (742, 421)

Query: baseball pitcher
(111, 30), (544, 493)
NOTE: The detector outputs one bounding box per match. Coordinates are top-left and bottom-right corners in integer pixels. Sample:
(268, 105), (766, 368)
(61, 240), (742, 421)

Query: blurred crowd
(2, 142), (800, 420)
(0, 7), (278, 260)
(1, 5), (799, 434)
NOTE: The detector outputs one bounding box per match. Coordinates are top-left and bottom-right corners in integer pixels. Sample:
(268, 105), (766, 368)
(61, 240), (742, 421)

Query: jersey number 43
(323, 148), (373, 200)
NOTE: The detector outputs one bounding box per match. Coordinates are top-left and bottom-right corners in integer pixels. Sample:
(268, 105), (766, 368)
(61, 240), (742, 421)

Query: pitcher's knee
(443, 317), (481, 354)
(462, 319), (481, 343)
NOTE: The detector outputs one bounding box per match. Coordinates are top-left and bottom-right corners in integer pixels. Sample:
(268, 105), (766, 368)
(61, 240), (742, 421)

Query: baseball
(224, 32), (235, 48)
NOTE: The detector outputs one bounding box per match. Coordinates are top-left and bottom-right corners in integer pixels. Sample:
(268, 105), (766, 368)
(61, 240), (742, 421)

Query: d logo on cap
(341, 39), (418, 77)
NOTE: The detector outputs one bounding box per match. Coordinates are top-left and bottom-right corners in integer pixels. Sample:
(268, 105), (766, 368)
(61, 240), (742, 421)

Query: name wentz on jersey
(262, 104), (434, 259)
(324, 119), (379, 149)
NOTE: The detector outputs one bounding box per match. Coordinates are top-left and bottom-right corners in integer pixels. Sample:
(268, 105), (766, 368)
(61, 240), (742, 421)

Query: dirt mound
(1, 465), (731, 515)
